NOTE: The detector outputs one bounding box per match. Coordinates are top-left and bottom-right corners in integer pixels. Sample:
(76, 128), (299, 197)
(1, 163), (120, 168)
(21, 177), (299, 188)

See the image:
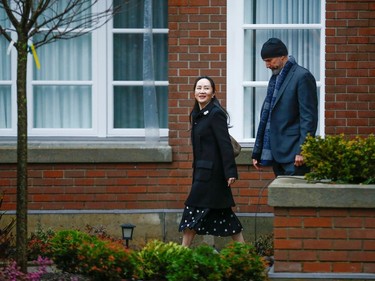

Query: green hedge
(302, 134), (375, 184)
(44, 230), (268, 281)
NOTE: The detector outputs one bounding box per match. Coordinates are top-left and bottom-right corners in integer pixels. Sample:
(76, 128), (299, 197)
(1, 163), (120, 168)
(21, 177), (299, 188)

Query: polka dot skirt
(178, 205), (243, 237)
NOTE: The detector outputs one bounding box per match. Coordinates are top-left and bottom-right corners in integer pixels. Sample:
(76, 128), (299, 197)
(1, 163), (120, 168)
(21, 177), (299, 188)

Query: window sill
(0, 138), (172, 163)
(234, 147), (253, 165)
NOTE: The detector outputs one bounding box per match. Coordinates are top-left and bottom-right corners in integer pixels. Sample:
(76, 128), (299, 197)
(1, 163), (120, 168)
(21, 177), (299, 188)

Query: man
(252, 38), (318, 176)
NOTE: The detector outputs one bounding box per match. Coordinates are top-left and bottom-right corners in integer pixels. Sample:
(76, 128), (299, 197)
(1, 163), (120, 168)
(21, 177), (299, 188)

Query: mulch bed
(40, 272), (92, 281)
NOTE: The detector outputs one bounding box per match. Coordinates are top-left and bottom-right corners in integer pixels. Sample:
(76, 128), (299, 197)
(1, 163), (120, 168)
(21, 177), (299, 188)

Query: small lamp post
(121, 223), (136, 248)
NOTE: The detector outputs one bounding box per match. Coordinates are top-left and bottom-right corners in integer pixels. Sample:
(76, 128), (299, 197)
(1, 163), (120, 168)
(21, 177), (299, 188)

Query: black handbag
(230, 135), (241, 158)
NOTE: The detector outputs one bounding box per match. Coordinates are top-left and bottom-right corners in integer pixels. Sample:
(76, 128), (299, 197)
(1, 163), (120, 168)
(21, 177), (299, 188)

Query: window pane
(244, 0), (321, 24)
(156, 86), (168, 128)
(114, 0), (143, 28)
(114, 34), (167, 81)
(113, 34), (143, 81)
(114, 86), (143, 128)
(114, 0), (168, 28)
(0, 35), (11, 80)
(33, 86), (92, 128)
(0, 7), (10, 28)
(33, 34), (92, 80)
(153, 34), (168, 81)
(0, 86), (11, 128)
(152, 0), (168, 28)
(37, 0), (92, 28)
(0, 5), (11, 128)
(243, 87), (266, 139)
(114, 86), (168, 128)
(244, 29), (321, 81)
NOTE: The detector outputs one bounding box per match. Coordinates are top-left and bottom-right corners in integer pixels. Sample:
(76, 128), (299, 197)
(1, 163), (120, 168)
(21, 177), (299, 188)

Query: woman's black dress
(179, 206), (243, 236)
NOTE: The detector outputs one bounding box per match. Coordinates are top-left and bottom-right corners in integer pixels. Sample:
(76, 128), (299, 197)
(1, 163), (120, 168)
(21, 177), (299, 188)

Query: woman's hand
(227, 177), (236, 187)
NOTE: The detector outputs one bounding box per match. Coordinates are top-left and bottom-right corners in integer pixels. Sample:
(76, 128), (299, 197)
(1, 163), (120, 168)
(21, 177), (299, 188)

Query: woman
(179, 76), (245, 247)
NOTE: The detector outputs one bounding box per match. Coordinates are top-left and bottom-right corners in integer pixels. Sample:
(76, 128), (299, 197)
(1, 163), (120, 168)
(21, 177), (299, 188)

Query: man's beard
(271, 68), (281, 75)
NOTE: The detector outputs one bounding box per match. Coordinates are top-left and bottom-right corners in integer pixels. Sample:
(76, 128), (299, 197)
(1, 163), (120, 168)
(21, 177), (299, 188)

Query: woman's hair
(189, 76), (231, 126)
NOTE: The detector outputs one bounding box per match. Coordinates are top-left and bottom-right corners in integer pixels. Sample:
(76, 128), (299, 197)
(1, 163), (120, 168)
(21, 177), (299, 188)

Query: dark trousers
(272, 162), (310, 177)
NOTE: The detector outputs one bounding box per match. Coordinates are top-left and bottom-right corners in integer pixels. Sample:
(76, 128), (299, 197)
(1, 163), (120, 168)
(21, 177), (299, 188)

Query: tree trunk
(16, 39), (29, 273)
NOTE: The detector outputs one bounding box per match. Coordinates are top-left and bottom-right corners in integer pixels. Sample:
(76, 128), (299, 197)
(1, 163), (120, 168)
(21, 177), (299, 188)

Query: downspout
(143, 0), (160, 143)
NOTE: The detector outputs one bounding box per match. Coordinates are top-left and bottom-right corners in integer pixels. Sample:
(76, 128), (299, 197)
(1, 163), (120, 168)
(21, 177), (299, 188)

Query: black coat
(184, 102), (238, 209)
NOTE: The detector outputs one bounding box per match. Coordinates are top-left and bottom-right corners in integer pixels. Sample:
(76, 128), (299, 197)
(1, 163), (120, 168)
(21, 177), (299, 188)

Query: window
(0, 0), (168, 139)
(227, 0), (325, 144)
(109, 0), (168, 138)
(0, 7), (12, 130)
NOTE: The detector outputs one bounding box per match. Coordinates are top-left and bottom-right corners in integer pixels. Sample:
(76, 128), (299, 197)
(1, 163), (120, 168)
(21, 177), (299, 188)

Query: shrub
(134, 240), (189, 280)
(302, 134), (375, 184)
(48, 230), (136, 281)
(134, 240), (268, 281)
(27, 224), (55, 261)
(85, 224), (117, 241)
(253, 233), (274, 257)
(0, 191), (16, 260)
(220, 242), (268, 281)
(167, 244), (225, 281)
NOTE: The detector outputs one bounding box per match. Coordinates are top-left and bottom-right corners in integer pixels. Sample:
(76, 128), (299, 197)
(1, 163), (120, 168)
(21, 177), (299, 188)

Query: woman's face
(194, 78), (214, 109)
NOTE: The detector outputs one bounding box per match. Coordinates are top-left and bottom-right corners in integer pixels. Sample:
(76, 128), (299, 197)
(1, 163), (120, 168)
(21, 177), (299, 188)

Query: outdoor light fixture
(121, 223), (136, 248)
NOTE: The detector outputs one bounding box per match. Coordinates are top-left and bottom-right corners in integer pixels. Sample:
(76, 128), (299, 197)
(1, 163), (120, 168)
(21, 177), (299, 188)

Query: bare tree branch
(29, 0), (117, 48)
(1, 0), (119, 49)
(1, 1), (21, 31)
(19, 0), (31, 28)
(26, 0), (52, 32)
(0, 25), (12, 42)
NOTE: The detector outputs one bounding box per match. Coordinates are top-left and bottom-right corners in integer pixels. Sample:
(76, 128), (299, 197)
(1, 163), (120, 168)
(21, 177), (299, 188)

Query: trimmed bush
(167, 244), (225, 281)
(134, 240), (268, 281)
(48, 230), (136, 281)
(5, 228), (269, 281)
(27, 225), (55, 261)
(302, 134), (375, 184)
(134, 240), (190, 280)
(220, 242), (268, 281)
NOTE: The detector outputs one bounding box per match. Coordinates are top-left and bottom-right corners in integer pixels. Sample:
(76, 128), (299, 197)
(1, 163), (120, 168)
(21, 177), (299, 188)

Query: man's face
(263, 56), (286, 75)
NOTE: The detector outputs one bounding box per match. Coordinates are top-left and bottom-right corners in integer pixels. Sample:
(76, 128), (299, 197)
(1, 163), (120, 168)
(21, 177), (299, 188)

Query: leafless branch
(0, 0), (121, 49)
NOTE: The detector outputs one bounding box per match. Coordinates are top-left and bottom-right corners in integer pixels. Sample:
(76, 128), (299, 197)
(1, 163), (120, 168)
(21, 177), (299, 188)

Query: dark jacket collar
(193, 101), (216, 120)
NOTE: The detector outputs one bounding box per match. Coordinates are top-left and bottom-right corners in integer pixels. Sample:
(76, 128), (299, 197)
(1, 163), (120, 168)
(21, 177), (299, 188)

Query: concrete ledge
(1, 210), (273, 250)
(234, 147), (253, 165)
(269, 269), (375, 280)
(268, 176), (375, 208)
(0, 139), (172, 163)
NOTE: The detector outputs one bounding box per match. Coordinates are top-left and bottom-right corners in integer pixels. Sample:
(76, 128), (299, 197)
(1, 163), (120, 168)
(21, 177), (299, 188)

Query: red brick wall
(325, 0), (375, 136)
(273, 207), (375, 273)
(2, 0), (373, 220)
(0, 1), (274, 214)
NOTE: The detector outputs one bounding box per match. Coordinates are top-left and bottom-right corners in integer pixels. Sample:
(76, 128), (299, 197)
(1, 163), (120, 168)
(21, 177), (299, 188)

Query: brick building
(0, 0), (374, 257)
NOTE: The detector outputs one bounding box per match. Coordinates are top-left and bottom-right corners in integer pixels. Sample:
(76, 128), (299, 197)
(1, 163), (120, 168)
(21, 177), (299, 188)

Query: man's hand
(294, 154), (304, 166)
(252, 159), (262, 170)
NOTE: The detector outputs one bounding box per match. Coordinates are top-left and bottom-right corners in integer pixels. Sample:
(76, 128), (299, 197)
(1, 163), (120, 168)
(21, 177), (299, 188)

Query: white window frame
(107, 27), (169, 138)
(106, 0), (169, 138)
(1, 0), (169, 139)
(0, 32), (17, 136)
(227, 0), (325, 146)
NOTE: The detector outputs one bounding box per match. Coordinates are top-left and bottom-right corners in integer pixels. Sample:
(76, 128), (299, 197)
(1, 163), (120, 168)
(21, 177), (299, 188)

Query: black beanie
(261, 38), (288, 59)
